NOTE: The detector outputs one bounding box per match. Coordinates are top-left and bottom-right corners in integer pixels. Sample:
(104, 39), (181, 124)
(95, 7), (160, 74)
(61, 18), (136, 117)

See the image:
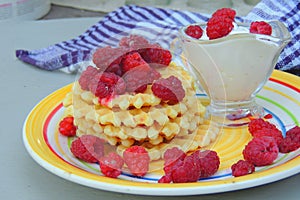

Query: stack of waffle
(62, 63), (219, 160)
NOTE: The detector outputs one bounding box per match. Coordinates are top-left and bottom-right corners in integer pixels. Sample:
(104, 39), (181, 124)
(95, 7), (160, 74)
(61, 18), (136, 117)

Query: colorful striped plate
(23, 70), (300, 196)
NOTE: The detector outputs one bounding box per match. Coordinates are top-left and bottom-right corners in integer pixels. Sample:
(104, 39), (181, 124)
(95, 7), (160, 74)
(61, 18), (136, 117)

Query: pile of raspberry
(231, 118), (300, 177)
(58, 117), (220, 181)
(58, 115), (300, 180)
(58, 116), (221, 181)
(58, 116), (151, 178)
(78, 35), (185, 104)
(58, 121), (221, 182)
(158, 147), (220, 183)
(67, 134), (151, 178)
(185, 8), (272, 40)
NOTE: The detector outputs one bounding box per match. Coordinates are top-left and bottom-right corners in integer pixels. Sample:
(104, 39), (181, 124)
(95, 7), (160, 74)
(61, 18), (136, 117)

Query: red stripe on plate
(43, 103), (63, 155)
(269, 77), (300, 93)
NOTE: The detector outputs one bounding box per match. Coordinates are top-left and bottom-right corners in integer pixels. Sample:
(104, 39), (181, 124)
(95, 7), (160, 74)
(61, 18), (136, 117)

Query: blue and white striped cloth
(16, 0), (300, 75)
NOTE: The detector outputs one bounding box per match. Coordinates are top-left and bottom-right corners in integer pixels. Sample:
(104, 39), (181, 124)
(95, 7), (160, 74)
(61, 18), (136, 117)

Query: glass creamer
(179, 21), (291, 127)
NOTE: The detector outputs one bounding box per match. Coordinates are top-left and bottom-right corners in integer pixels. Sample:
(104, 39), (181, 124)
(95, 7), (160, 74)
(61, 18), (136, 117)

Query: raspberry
(231, 160), (255, 177)
(243, 136), (279, 166)
(264, 113), (273, 119)
(160, 149), (219, 183)
(58, 116), (77, 137)
(248, 118), (278, 135)
(162, 147), (186, 177)
(89, 77), (111, 98)
(212, 8), (236, 20)
(121, 52), (149, 73)
(285, 126), (300, 142)
(170, 165), (191, 183)
(252, 128), (283, 146)
(99, 71), (122, 88)
(89, 72), (126, 98)
(279, 126), (300, 153)
(206, 16), (234, 40)
(99, 152), (124, 178)
(171, 153), (201, 183)
(92, 46), (129, 72)
(120, 35), (172, 67)
(158, 174), (172, 183)
(163, 154), (184, 176)
(70, 135), (105, 163)
(197, 150), (220, 178)
(134, 85), (148, 93)
(122, 65), (161, 93)
(78, 66), (98, 90)
(185, 25), (203, 39)
(167, 151), (201, 183)
(139, 47), (172, 67)
(163, 147), (186, 167)
(123, 146), (150, 177)
(151, 76), (185, 103)
(250, 21), (272, 35)
(105, 62), (123, 77)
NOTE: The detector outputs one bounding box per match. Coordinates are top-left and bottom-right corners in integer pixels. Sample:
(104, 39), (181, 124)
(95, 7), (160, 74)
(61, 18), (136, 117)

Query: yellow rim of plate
(23, 70), (300, 191)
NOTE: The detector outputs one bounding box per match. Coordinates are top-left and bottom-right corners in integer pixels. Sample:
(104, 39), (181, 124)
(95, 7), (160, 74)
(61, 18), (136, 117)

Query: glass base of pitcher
(205, 99), (265, 127)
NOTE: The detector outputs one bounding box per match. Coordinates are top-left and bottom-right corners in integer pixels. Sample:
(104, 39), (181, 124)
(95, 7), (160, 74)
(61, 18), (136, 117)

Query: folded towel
(16, 0), (300, 75)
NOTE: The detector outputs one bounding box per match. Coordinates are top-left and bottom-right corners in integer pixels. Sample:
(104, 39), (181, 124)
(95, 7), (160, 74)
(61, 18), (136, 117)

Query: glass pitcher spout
(267, 20), (292, 46)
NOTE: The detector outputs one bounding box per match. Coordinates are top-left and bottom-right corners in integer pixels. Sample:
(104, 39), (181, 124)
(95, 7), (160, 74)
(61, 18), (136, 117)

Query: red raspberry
(89, 77), (111, 98)
(170, 165), (190, 183)
(248, 118), (278, 135)
(78, 66), (98, 90)
(139, 47), (172, 67)
(122, 65), (161, 93)
(92, 46), (129, 72)
(158, 174), (172, 183)
(115, 78), (126, 95)
(286, 126), (300, 143)
(58, 116), (77, 137)
(162, 147), (186, 177)
(250, 21), (272, 35)
(171, 153), (202, 183)
(99, 152), (124, 178)
(206, 16), (234, 40)
(120, 35), (172, 67)
(160, 149), (219, 183)
(151, 76), (185, 103)
(166, 151), (201, 183)
(135, 85), (148, 93)
(89, 72), (126, 98)
(105, 62), (123, 77)
(163, 147), (186, 167)
(243, 136), (279, 166)
(163, 154), (184, 176)
(231, 160), (255, 177)
(264, 113), (273, 119)
(196, 150), (220, 178)
(123, 146), (150, 177)
(185, 25), (203, 39)
(212, 8), (236, 20)
(98, 75), (126, 96)
(121, 52), (149, 73)
(70, 135), (105, 163)
(252, 128), (283, 146)
(279, 126), (300, 153)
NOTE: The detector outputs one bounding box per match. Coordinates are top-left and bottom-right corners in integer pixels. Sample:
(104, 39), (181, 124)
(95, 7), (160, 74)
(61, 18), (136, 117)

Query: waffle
(62, 63), (219, 160)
